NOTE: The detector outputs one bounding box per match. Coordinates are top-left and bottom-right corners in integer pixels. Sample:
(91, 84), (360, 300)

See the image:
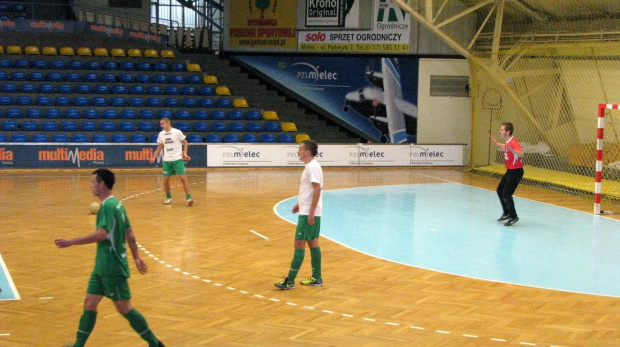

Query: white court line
(0, 253), (20, 300)
(249, 230), (269, 240)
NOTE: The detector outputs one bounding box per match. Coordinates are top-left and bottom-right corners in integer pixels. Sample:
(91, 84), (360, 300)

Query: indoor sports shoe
(274, 277), (295, 290)
(163, 198), (172, 205)
(504, 217), (519, 226)
(300, 277), (323, 286)
(187, 199), (194, 207)
(497, 214), (510, 221)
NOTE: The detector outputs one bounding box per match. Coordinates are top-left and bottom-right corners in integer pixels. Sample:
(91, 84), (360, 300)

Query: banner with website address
(299, 0), (410, 53)
(229, 0), (297, 50)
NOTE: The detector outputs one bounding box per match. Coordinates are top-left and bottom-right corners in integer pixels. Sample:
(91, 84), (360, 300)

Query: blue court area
(275, 183), (620, 297)
(0, 253), (20, 300)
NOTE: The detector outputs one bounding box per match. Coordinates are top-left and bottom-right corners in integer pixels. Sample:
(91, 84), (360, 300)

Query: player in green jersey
(55, 168), (164, 347)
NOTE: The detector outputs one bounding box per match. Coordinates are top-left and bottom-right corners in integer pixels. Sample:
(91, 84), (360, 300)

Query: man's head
(500, 122), (514, 139)
(298, 139), (318, 163)
(160, 117), (172, 132)
(90, 168), (115, 197)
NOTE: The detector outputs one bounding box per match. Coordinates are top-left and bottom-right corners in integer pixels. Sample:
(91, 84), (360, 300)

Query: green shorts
(295, 215), (321, 240)
(87, 273), (131, 301)
(163, 159), (186, 176)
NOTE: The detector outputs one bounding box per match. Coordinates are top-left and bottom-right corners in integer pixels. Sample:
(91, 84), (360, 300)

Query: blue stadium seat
(182, 86), (196, 95)
(16, 95), (32, 105)
(149, 134), (159, 143)
(65, 72), (80, 82)
(137, 62), (152, 71)
(165, 85), (179, 95)
(55, 96), (70, 106)
(278, 134), (294, 143)
(73, 96), (89, 106)
(65, 109), (80, 119)
(6, 108), (22, 118)
(171, 63), (185, 72)
(193, 122), (208, 132)
(47, 72), (62, 82)
(182, 98), (197, 108)
(138, 121), (154, 132)
(260, 134), (276, 143)
(153, 75), (167, 84)
(136, 74), (151, 83)
(72, 133), (88, 143)
(164, 98), (179, 107)
(0, 133), (6, 142)
(0, 72), (7, 81)
(128, 97), (144, 107)
(186, 134), (203, 143)
(81, 121), (97, 131)
(229, 122), (244, 132)
(31, 133), (48, 142)
(129, 85), (144, 94)
(51, 133), (69, 143)
(12, 4), (25, 12)
(50, 60), (66, 69)
(140, 110), (155, 119)
(120, 74), (134, 83)
(147, 86), (162, 95)
(158, 110), (172, 119)
(112, 134), (128, 143)
(2, 120), (18, 131)
(33, 60), (48, 69)
(68, 61), (83, 69)
(91, 134), (108, 143)
(45, 109), (61, 118)
(205, 134), (221, 143)
(119, 121), (135, 131)
(57, 84), (72, 93)
(83, 73), (99, 82)
(216, 98), (232, 108)
(14, 59), (30, 68)
(26, 109), (42, 118)
(76, 84), (91, 94)
(102, 109), (119, 119)
(120, 62), (134, 71)
(224, 134), (240, 143)
(199, 98), (214, 107)
(0, 95), (13, 105)
(211, 122), (226, 132)
(103, 61), (118, 70)
(10, 133), (28, 142)
(211, 110), (226, 120)
(186, 75), (201, 84)
(95, 84), (110, 94)
(110, 97), (126, 106)
(121, 109), (137, 119)
(146, 97), (162, 107)
(29, 72), (44, 81)
(39, 84), (54, 93)
(193, 110), (208, 120)
(0, 59), (11, 68)
(169, 75), (184, 84)
(61, 121), (78, 131)
(228, 110), (244, 120)
(101, 73), (116, 83)
(198, 86), (214, 95)
(113, 85), (127, 94)
(176, 110), (191, 120)
(42, 121), (58, 131)
(242, 134), (258, 143)
(20, 83), (35, 93)
(264, 122), (282, 132)
(83, 109), (99, 119)
(11, 72), (26, 81)
(131, 134), (147, 143)
(175, 122), (190, 132)
(246, 122), (262, 132)
(100, 121), (116, 131)
(153, 63), (168, 71)
(86, 61), (101, 70)
(92, 97), (107, 106)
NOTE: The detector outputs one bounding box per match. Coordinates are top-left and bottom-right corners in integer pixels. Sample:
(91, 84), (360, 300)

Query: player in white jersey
(150, 117), (193, 206)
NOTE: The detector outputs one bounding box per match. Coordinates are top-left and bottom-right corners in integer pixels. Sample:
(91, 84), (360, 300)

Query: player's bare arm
(126, 227), (148, 275)
(55, 228), (108, 248)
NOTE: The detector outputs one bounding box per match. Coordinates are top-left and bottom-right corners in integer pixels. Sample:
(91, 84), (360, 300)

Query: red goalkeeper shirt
(504, 137), (524, 169)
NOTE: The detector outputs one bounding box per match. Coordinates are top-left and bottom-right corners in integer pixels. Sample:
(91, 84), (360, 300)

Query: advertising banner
(229, 0), (297, 49)
(299, 0), (410, 53)
(306, 0), (360, 28)
(0, 19), (74, 32)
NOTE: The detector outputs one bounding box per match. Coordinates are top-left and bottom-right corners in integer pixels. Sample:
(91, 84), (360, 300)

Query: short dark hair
(92, 168), (115, 190)
(302, 139), (318, 156)
(502, 122), (514, 135)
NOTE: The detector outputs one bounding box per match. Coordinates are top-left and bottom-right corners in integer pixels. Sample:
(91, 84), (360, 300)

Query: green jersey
(93, 196), (131, 277)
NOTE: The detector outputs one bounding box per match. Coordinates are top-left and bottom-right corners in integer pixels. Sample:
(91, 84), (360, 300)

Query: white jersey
(298, 158), (323, 216)
(157, 128), (186, 162)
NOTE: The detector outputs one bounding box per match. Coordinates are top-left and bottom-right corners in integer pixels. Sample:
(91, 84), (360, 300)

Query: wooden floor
(1, 168), (619, 346)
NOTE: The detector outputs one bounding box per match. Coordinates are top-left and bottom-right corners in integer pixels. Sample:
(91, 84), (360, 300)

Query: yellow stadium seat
(110, 48), (125, 57)
(94, 47), (109, 56)
(42, 46), (58, 55)
(187, 63), (201, 72)
(144, 49), (159, 58)
(296, 134), (311, 143)
(203, 75), (219, 84)
(128, 48), (142, 57)
(60, 46), (75, 56)
(25, 46), (40, 55)
(7, 45), (22, 54)
(0, 46), (4, 54)
(233, 98), (249, 108)
(160, 49), (175, 58)
(282, 122), (298, 132)
(262, 111), (279, 120)
(77, 47), (92, 56)
(215, 86), (231, 96)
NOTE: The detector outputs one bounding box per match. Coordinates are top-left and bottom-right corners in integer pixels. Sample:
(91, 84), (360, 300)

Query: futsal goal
(594, 104), (620, 215)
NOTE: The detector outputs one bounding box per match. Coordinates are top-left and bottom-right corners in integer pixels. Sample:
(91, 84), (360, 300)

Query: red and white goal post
(595, 103), (620, 214)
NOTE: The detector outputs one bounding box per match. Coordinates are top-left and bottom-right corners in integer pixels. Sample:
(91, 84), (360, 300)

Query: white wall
(417, 58), (471, 165)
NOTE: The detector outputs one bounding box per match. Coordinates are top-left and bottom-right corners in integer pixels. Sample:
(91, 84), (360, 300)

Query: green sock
(186, 194), (192, 200)
(124, 308), (160, 347)
(287, 249), (305, 282)
(310, 247), (322, 279)
(73, 309), (97, 347)
(166, 193), (172, 199)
